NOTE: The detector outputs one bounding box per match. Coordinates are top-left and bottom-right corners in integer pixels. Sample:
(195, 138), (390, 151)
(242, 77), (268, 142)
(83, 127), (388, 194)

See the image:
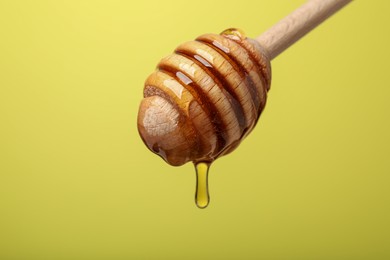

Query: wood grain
(257, 0), (352, 60)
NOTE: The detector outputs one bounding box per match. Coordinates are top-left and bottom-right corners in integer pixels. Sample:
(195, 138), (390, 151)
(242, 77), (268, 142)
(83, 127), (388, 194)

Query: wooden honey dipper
(137, 0), (352, 208)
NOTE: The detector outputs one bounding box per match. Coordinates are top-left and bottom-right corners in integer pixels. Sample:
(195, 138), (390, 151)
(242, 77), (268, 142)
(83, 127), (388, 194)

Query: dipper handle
(257, 0), (352, 60)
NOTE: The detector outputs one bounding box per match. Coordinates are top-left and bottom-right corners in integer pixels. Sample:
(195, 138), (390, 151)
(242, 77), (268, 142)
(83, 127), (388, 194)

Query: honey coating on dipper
(137, 28), (271, 208)
(138, 28), (271, 165)
(221, 28), (246, 41)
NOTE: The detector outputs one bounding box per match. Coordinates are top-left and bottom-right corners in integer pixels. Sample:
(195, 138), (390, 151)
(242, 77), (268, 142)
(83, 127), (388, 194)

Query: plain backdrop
(1, 0), (389, 259)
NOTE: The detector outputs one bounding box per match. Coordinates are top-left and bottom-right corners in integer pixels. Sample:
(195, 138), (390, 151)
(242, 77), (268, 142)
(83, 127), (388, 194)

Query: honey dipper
(137, 0), (352, 208)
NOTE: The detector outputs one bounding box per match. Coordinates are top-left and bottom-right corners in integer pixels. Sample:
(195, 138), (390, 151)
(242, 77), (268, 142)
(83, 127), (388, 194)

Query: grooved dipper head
(137, 28), (271, 166)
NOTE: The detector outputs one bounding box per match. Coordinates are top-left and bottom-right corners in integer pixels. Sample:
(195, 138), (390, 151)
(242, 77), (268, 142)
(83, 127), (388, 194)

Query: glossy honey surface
(138, 28), (271, 166)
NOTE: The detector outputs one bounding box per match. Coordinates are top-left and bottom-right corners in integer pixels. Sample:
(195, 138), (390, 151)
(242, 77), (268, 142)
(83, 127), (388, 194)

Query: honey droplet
(221, 28), (246, 41)
(194, 162), (210, 209)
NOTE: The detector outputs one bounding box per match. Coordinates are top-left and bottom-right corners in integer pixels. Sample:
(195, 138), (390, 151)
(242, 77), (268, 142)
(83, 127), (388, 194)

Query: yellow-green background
(0, 0), (389, 259)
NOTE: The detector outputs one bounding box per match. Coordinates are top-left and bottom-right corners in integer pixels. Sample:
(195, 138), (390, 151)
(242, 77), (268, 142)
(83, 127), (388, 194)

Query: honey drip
(194, 162), (210, 209)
